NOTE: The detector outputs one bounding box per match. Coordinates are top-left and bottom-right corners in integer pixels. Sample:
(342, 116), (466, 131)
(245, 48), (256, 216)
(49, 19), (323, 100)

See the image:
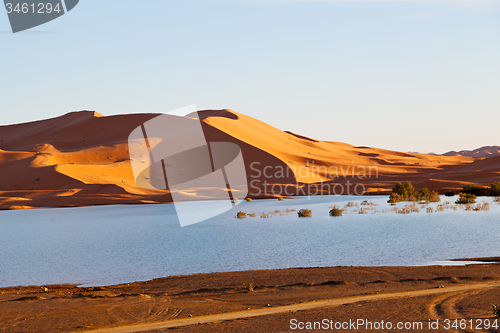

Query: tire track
(427, 288), (498, 333)
(78, 281), (500, 333)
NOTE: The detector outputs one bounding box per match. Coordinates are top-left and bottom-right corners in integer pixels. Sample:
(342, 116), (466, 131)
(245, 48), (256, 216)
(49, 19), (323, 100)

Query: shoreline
(1, 259), (499, 332)
(3, 256), (500, 290)
(3, 256), (499, 290)
(2, 256), (499, 290)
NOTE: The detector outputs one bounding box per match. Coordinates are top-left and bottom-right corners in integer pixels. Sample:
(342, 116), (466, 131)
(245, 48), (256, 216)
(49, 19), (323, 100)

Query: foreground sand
(1, 259), (499, 332)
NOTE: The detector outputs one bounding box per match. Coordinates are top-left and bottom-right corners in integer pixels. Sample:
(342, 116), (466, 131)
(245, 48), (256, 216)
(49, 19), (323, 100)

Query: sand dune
(0, 109), (498, 210)
(443, 145), (500, 158)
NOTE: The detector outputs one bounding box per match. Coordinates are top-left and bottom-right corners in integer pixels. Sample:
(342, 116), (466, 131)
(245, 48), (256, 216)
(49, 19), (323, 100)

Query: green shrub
(444, 190), (455, 197)
(487, 182), (500, 196)
(388, 193), (403, 203)
(427, 191), (441, 203)
(455, 192), (476, 204)
(298, 209), (312, 217)
(392, 182), (415, 198)
(388, 182), (440, 203)
(329, 207), (343, 217)
(236, 211), (247, 219)
(462, 184), (483, 196)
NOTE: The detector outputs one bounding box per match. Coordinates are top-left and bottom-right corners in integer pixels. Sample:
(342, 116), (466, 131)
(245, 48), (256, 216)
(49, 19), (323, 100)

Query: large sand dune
(0, 110), (498, 210)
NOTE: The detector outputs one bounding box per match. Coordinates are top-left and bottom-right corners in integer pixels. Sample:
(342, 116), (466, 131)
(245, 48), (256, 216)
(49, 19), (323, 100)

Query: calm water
(0, 195), (499, 287)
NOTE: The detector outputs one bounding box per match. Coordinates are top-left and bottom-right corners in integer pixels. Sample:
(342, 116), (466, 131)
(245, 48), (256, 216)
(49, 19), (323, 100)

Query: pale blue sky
(1, 0), (499, 153)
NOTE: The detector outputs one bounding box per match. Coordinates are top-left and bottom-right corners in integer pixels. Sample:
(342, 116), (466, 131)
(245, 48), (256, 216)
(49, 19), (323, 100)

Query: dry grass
(244, 282), (254, 292)
(360, 200), (378, 207)
(329, 206), (344, 217)
(239, 196), (496, 220)
(397, 204), (420, 214)
(493, 304), (500, 317)
(298, 209), (312, 217)
(358, 208), (369, 214)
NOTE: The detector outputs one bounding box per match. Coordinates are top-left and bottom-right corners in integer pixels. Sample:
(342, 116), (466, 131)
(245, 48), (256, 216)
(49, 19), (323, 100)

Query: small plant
(236, 211), (247, 219)
(481, 202), (490, 211)
(358, 208), (368, 214)
(329, 206), (343, 217)
(388, 193), (403, 203)
(388, 182), (440, 203)
(392, 181), (415, 197)
(244, 282), (254, 292)
(444, 190), (455, 197)
(493, 304), (500, 317)
(397, 204), (420, 214)
(232, 198), (239, 204)
(260, 212), (270, 218)
(248, 213), (256, 217)
(494, 197), (500, 204)
(245, 198), (252, 202)
(435, 204), (446, 212)
(426, 207), (433, 213)
(427, 191), (441, 203)
(278, 197), (284, 201)
(462, 184), (483, 196)
(487, 182), (500, 196)
(298, 209), (312, 217)
(456, 192), (476, 204)
(472, 202), (490, 211)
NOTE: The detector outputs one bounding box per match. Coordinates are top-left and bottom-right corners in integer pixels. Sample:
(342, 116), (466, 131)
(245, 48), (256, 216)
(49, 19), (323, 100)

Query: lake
(1, 195), (499, 287)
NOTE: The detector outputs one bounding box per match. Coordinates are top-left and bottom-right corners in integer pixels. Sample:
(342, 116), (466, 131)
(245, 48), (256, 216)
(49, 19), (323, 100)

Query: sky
(1, 0), (499, 154)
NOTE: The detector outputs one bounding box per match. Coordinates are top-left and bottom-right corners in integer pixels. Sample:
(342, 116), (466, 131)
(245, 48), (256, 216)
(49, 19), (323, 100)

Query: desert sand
(0, 260), (499, 332)
(0, 109), (498, 210)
